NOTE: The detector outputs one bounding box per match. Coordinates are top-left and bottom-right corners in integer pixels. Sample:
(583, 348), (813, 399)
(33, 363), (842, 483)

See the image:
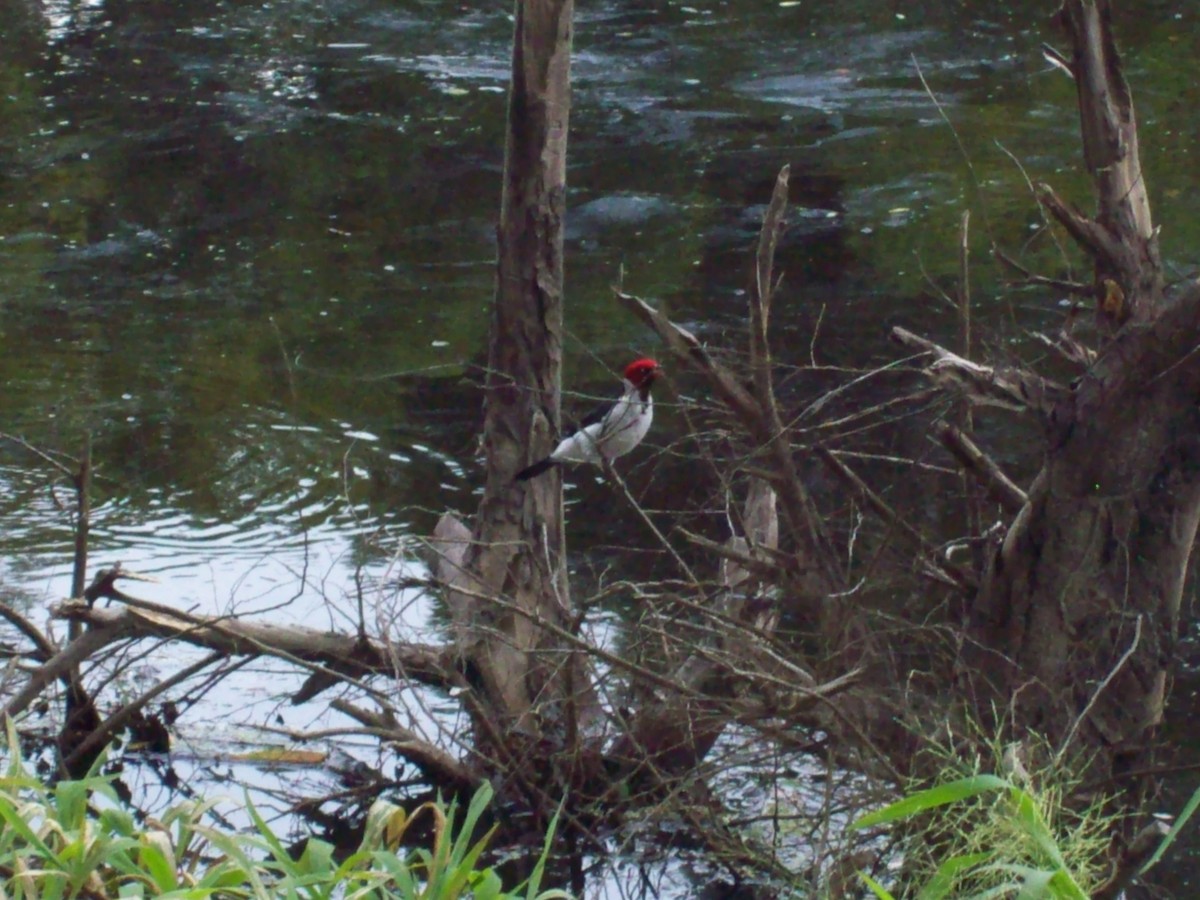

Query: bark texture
(966, 0), (1195, 777)
(433, 0), (593, 752)
(1041, 0), (1161, 328)
(969, 290), (1200, 759)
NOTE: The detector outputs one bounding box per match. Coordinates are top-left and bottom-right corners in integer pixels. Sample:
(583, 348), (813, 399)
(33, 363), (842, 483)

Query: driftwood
(31, 599), (454, 703)
(14, 597), (465, 785)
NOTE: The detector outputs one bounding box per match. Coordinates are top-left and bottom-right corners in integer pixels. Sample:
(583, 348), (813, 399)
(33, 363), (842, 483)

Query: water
(3, 0), (1199, 892)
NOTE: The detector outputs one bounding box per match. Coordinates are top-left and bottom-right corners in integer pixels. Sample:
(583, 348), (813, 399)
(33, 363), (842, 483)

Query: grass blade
(858, 870), (897, 900)
(916, 852), (991, 900)
(852, 775), (1010, 830)
(1138, 783), (1200, 876)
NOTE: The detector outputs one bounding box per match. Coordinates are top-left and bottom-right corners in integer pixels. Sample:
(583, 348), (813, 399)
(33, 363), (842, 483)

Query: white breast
(550, 392), (653, 466)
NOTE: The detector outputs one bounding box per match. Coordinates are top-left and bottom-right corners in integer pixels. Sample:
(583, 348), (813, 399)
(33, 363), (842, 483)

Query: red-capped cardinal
(515, 358), (661, 481)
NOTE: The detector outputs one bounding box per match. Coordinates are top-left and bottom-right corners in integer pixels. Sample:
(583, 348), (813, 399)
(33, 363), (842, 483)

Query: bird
(515, 358), (661, 481)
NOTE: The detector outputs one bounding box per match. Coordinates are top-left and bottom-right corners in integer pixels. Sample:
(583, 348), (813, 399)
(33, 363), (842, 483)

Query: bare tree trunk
(966, 0), (1196, 782)
(434, 0), (595, 761)
(967, 291), (1200, 764)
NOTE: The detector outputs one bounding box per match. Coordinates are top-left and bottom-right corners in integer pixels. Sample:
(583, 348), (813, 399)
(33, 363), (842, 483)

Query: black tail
(515, 457), (557, 481)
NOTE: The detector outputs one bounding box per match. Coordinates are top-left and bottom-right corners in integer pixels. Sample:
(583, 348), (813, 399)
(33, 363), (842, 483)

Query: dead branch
(0, 601), (57, 661)
(751, 165), (788, 390)
(0, 432), (77, 477)
(1042, 0), (1163, 325)
(82, 565), (159, 606)
(936, 423), (1028, 515)
(611, 478), (821, 776)
(992, 244), (1090, 295)
(1037, 185), (1123, 266)
(1055, 0), (1155, 245)
(616, 285), (868, 700)
(45, 600), (456, 693)
(4, 619), (126, 718)
(678, 529), (784, 585)
(616, 290), (764, 432)
(426, 565), (851, 711)
(62, 651), (226, 773)
(891, 325), (1066, 414)
(814, 446), (975, 593)
(331, 698), (477, 791)
(616, 288), (843, 598)
(1030, 330), (1096, 370)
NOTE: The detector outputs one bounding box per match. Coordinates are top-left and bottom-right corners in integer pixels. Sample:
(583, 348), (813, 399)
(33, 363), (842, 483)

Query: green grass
(850, 772), (1094, 899)
(0, 719), (571, 899)
(845, 729), (1200, 900)
(843, 730), (1125, 900)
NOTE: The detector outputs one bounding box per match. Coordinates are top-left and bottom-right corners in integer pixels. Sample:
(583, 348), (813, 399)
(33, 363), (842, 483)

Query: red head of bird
(623, 358), (661, 389)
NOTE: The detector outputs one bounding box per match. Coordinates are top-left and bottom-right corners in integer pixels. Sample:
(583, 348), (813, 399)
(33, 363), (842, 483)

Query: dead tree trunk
(965, 0), (1195, 782)
(433, 0), (595, 778)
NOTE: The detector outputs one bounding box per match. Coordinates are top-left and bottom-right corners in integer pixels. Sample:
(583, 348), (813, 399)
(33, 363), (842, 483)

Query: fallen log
(4, 598), (459, 722)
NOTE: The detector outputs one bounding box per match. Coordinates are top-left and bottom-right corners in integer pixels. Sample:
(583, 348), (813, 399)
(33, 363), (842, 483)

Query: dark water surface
(2, 0), (1200, 893)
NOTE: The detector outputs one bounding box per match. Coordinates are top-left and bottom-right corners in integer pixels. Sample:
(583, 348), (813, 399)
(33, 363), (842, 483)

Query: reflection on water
(3, 0), (1200, 891)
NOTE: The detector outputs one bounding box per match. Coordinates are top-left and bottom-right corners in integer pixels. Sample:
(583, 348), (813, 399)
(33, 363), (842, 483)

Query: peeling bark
(969, 288), (1200, 758)
(963, 2), (1194, 786)
(1044, 0), (1161, 327)
(434, 0), (601, 770)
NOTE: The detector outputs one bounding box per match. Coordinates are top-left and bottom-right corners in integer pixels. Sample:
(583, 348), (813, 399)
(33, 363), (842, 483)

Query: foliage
(847, 738), (1115, 899)
(1136, 780), (1200, 880)
(0, 719), (571, 899)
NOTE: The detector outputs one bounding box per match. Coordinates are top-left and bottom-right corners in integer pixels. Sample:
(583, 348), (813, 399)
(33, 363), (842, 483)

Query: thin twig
(992, 245), (1090, 294)
(0, 432), (76, 477)
(815, 446), (975, 593)
(63, 651), (228, 773)
(1057, 615), (1142, 764)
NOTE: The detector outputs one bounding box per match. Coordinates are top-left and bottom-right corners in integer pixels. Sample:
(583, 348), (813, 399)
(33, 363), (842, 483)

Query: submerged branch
(331, 698), (478, 791)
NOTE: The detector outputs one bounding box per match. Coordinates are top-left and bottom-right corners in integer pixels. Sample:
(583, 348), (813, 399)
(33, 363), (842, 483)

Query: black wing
(573, 399), (610, 432)
(561, 387), (618, 437)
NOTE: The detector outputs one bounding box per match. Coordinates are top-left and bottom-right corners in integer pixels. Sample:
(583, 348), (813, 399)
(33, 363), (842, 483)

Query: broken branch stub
(1043, 0), (1162, 325)
(891, 326), (1066, 414)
